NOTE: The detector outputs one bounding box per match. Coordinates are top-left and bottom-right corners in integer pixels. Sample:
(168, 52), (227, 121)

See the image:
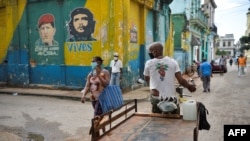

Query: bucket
(183, 100), (197, 121)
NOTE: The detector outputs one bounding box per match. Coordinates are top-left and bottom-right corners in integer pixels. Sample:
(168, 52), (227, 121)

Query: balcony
(190, 10), (208, 30)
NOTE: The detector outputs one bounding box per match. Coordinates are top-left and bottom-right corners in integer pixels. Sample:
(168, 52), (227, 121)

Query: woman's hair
(93, 56), (103, 64)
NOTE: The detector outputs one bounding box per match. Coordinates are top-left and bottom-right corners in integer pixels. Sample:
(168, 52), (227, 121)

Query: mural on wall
(31, 13), (61, 65)
(128, 21), (139, 61)
(64, 7), (101, 66)
(36, 14), (58, 46)
(130, 23), (137, 43)
(67, 7), (96, 42)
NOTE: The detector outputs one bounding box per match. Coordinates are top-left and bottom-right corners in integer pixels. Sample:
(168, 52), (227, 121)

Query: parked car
(210, 59), (227, 73)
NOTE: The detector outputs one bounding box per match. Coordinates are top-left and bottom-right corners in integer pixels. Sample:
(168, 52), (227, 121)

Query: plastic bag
(157, 101), (177, 112)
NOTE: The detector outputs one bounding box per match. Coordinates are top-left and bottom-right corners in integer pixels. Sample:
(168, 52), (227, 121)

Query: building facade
(0, 0), (174, 90)
(170, 0), (211, 72)
(202, 0), (217, 61)
(218, 34), (235, 57)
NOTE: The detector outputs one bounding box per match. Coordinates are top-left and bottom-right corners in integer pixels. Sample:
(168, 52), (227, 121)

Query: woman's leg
(93, 100), (103, 117)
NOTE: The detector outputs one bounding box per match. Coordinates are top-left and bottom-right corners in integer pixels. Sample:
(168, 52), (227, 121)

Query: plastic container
(183, 100), (197, 121)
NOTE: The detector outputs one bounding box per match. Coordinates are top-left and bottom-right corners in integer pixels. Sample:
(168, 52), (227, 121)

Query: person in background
(81, 56), (110, 117)
(229, 57), (233, 66)
(193, 60), (200, 76)
(109, 52), (123, 87)
(236, 56), (240, 71)
(219, 55), (227, 75)
(237, 54), (247, 77)
(199, 58), (213, 93)
(143, 42), (196, 113)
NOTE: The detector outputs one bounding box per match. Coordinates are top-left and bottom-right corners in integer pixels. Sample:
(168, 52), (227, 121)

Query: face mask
(148, 52), (154, 59)
(91, 62), (97, 69)
(114, 57), (118, 60)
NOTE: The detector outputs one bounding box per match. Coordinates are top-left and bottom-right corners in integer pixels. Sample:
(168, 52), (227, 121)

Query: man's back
(200, 62), (211, 76)
(238, 57), (246, 66)
(143, 56), (180, 98)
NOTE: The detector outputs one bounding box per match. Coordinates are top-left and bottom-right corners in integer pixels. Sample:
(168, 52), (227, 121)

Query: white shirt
(110, 59), (123, 73)
(219, 57), (226, 65)
(143, 56), (180, 99)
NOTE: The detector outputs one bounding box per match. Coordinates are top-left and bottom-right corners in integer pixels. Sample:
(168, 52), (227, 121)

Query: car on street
(210, 59), (227, 73)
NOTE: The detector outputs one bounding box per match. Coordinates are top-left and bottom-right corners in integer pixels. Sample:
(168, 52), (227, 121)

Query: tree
(215, 49), (227, 55)
(239, 36), (250, 51)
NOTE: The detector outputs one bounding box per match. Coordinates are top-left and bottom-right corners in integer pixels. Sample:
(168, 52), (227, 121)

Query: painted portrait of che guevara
(67, 7), (97, 42)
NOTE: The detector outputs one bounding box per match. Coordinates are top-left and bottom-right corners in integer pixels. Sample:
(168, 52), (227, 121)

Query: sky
(214, 0), (250, 42)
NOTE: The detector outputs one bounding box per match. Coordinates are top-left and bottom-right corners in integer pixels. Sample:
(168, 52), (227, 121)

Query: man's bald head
(149, 42), (163, 58)
(149, 42), (163, 50)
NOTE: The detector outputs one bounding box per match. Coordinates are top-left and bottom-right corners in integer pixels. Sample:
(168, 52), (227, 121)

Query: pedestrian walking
(236, 56), (240, 71)
(109, 52), (123, 86)
(199, 58), (213, 93)
(237, 54), (247, 77)
(80, 56), (110, 117)
(229, 58), (233, 66)
(143, 42), (196, 114)
(193, 60), (200, 76)
(219, 55), (226, 75)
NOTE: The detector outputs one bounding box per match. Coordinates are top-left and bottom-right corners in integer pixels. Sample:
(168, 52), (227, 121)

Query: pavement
(0, 73), (201, 102)
(0, 73), (201, 141)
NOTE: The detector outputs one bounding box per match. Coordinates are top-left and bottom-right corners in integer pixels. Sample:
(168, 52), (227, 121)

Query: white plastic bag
(157, 101), (177, 112)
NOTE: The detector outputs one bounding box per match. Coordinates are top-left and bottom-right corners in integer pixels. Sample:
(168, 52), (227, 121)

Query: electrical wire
(216, 4), (249, 17)
(216, 2), (250, 12)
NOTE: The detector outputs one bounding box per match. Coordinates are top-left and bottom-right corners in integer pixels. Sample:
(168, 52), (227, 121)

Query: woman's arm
(98, 70), (110, 87)
(81, 74), (91, 103)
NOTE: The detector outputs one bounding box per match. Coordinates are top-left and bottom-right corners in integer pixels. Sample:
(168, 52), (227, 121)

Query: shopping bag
(98, 85), (124, 113)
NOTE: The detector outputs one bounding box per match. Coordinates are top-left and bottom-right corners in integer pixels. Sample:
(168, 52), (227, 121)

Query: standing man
(67, 7), (96, 41)
(199, 58), (212, 93)
(143, 42), (196, 113)
(219, 55), (227, 75)
(110, 52), (123, 86)
(237, 54), (247, 76)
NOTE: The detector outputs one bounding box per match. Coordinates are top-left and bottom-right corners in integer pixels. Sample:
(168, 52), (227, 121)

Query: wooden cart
(90, 99), (200, 141)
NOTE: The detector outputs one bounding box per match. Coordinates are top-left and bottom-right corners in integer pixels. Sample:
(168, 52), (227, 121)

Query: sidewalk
(0, 85), (150, 102)
(0, 73), (200, 102)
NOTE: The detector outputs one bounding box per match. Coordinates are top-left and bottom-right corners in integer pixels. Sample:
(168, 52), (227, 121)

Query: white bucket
(183, 100), (197, 121)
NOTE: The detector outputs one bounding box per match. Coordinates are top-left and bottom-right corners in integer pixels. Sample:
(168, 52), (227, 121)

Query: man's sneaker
(208, 89), (210, 92)
(203, 90), (206, 92)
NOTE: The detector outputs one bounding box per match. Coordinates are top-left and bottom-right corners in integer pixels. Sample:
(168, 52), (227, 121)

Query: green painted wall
(172, 14), (185, 48)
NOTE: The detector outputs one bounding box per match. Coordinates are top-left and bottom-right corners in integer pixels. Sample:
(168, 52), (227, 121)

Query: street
(0, 95), (93, 141)
(193, 64), (250, 141)
(0, 64), (250, 141)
